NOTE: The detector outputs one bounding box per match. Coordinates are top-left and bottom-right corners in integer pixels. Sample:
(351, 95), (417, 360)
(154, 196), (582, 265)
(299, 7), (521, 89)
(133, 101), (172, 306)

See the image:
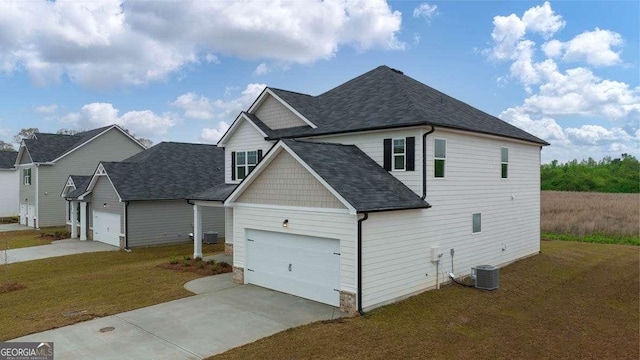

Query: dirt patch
(158, 259), (232, 276)
(0, 282), (26, 294)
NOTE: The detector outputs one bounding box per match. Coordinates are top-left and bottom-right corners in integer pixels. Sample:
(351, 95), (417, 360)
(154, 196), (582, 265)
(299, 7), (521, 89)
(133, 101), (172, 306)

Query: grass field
(0, 227), (68, 250)
(0, 242), (223, 340)
(541, 191), (639, 244)
(212, 241), (639, 360)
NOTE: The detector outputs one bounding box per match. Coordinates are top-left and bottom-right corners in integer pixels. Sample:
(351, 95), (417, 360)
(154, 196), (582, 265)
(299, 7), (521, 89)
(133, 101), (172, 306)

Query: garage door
(246, 229), (340, 306)
(27, 205), (35, 227)
(19, 204), (27, 225)
(93, 211), (121, 247)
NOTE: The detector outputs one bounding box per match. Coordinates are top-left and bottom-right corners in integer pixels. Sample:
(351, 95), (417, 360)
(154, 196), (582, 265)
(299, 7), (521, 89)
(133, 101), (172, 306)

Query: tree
(56, 128), (82, 135)
(13, 128), (39, 144)
(0, 141), (14, 151)
(137, 138), (154, 148)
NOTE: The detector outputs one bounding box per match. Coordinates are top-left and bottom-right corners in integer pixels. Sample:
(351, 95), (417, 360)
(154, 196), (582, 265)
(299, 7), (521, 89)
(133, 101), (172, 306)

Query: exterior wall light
(283, 219), (289, 228)
(103, 203), (108, 208)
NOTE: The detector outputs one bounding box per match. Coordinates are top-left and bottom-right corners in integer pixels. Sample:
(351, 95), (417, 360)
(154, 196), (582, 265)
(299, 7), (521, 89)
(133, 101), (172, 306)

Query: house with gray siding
(191, 65), (549, 315)
(0, 151), (19, 217)
(65, 142), (226, 248)
(15, 125), (145, 228)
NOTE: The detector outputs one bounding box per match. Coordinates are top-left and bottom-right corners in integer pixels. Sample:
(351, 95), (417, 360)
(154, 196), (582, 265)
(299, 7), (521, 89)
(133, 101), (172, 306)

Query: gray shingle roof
(189, 184), (238, 202)
(23, 125), (114, 163)
(65, 175), (93, 198)
(281, 139), (430, 213)
(0, 151), (17, 169)
(100, 142), (225, 201)
(255, 66), (547, 145)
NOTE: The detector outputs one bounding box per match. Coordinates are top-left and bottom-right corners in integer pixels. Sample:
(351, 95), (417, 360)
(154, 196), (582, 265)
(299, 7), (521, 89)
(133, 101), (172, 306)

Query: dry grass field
(541, 191), (639, 241)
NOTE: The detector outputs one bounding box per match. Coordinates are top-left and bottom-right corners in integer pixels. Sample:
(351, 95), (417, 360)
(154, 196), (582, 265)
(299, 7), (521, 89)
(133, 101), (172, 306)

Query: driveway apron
(0, 239), (118, 264)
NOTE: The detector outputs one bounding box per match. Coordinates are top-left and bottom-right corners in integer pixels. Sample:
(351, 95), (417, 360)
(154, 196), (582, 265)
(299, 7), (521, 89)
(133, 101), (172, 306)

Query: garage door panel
(246, 229), (340, 306)
(93, 211), (120, 247)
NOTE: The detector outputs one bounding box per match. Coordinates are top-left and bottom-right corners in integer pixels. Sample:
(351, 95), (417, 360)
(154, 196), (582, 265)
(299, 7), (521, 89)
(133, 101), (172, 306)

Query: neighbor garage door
(246, 229), (340, 306)
(93, 211), (120, 247)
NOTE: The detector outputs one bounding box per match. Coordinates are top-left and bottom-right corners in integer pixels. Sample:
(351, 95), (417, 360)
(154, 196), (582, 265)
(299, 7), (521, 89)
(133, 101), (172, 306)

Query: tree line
(542, 154), (639, 193)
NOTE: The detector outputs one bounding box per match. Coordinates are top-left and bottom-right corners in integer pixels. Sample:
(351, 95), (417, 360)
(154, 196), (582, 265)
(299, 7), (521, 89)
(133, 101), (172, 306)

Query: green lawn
(0, 242), (223, 340)
(0, 227), (69, 250)
(212, 241), (639, 360)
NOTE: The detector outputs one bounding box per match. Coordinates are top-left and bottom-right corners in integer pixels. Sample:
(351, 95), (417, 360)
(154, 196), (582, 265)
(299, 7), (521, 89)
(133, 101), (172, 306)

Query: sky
(0, 0), (637, 163)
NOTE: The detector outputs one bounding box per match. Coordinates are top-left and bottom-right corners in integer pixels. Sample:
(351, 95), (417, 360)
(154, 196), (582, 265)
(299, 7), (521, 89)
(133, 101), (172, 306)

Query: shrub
(169, 256), (178, 265)
(183, 255), (191, 261)
(182, 259), (190, 267)
(198, 262), (205, 269)
(210, 263), (219, 272)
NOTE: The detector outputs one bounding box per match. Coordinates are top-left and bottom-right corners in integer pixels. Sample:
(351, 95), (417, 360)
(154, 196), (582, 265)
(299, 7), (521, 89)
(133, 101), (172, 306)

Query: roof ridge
(317, 65), (390, 98)
(270, 87), (313, 97)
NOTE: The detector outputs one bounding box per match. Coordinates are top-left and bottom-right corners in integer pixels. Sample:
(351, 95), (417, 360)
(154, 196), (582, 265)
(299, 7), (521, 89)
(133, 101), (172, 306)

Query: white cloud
(541, 39), (563, 58)
(171, 93), (214, 120)
(521, 1), (565, 38)
(413, 3), (438, 20)
(34, 104), (58, 113)
(489, 14), (526, 60)
(499, 108), (566, 142)
(201, 122), (230, 143)
(254, 63), (270, 76)
(62, 102), (177, 138)
(0, 0), (404, 88)
(561, 28), (624, 67)
(564, 124), (634, 145)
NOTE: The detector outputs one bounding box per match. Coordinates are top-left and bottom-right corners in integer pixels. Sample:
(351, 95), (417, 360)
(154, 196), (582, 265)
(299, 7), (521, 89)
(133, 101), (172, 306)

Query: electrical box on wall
(430, 247), (442, 262)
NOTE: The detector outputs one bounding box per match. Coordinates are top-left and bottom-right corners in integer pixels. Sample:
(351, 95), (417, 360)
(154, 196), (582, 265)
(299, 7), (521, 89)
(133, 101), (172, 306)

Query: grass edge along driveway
(0, 242), (223, 340)
(211, 241), (639, 360)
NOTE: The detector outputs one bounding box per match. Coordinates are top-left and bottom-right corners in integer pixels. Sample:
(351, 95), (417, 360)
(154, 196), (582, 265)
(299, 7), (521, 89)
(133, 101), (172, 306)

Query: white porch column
(79, 202), (87, 241)
(70, 201), (78, 238)
(193, 204), (203, 259)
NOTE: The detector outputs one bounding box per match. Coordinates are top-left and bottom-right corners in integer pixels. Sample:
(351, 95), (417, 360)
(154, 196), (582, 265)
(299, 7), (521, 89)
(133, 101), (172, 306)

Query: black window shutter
(383, 138), (392, 171)
(231, 151), (236, 180)
(257, 149), (263, 162)
(406, 137), (415, 171)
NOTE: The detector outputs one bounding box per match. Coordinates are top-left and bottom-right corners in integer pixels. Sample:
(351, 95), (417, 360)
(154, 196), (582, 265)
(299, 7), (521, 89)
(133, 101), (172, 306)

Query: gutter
(422, 126), (435, 200)
(357, 212), (369, 315)
(124, 201), (130, 250)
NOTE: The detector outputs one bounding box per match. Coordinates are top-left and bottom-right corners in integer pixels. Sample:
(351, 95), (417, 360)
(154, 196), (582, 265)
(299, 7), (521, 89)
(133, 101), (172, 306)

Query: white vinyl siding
(224, 120), (274, 184)
(32, 128), (143, 227)
(90, 176), (124, 234)
(308, 128), (424, 196)
(0, 170), (19, 217)
(254, 94), (308, 130)
(360, 129), (541, 311)
(233, 205), (357, 293)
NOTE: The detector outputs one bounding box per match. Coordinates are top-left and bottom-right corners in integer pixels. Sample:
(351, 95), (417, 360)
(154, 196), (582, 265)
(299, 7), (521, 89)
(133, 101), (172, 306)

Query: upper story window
(232, 150), (262, 181)
(384, 137), (415, 172)
(23, 168), (31, 185)
(393, 139), (405, 170)
(501, 147), (509, 179)
(434, 139), (446, 178)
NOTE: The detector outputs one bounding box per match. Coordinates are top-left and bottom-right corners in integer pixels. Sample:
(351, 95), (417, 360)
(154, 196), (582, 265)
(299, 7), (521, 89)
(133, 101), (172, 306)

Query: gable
(237, 151), (345, 209)
(19, 148), (33, 165)
(254, 94), (308, 130)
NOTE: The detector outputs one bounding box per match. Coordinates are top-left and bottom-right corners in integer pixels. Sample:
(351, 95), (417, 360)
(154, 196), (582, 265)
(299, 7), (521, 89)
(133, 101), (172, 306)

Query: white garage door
(246, 229), (340, 306)
(19, 204), (27, 225)
(93, 211), (121, 247)
(27, 205), (35, 227)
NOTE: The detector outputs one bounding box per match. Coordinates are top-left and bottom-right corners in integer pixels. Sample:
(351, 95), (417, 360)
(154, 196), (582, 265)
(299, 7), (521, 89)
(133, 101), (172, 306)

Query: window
(501, 147), (509, 179)
(23, 168), (31, 185)
(434, 139), (446, 178)
(472, 213), (482, 233)
(235, 150), (258, 180)
(393, 139), (405, 170)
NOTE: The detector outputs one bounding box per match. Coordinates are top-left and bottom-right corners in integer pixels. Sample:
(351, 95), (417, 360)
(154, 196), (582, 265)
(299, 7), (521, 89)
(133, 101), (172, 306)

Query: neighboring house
(64, 142), (227, 248)
(191, 65), (549, 314)
(15, 125), (146, 228)
(0, 151), (19, 217)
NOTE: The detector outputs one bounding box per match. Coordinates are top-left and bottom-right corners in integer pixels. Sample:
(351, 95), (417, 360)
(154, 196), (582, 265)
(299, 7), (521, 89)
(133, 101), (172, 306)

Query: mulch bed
(158, 259), (232, 276)
(0, 282), (26, 294)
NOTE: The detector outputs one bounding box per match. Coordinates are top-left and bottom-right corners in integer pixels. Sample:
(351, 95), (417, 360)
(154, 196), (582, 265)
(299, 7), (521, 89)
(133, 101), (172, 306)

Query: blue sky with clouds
(0, 1), (637, 163)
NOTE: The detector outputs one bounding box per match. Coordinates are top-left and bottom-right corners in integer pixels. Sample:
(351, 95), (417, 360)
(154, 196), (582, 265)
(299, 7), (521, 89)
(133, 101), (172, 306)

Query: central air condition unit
(472, 265), (499, 290)
(203, 232), (218, 244)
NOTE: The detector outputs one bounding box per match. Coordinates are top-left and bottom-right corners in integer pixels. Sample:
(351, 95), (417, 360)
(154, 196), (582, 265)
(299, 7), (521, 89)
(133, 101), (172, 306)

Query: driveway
(0, 239), (118, 264)
(12, 273), (343, 359)
(0, 223), (31, 232)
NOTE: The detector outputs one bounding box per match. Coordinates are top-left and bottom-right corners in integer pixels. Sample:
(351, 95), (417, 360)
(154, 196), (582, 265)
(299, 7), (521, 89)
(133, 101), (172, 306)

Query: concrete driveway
(0, 223), (31, 232)
(1, 239), (118, 264)
(12, 273), (344, 359)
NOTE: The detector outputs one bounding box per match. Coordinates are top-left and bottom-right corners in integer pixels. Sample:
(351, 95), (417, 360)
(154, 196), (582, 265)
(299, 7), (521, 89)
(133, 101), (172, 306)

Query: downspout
(422, 126), (435, 200)
(357, 212), (369, 315)
(124, 201), (130, 250)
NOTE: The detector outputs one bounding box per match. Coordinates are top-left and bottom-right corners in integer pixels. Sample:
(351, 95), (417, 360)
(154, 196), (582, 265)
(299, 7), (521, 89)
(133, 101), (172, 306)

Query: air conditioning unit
(203, 232), (218, 244)
(472, 265), (499, 290)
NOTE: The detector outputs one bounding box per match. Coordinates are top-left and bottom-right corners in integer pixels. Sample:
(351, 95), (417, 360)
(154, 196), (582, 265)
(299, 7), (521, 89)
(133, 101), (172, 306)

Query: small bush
(169, 256), (178, 265)
(210, 263), (219, 272)
(208, 259), (216, 266)
(198, 262), (205, 269)
(182, 259), (190, 267)
(195, 256), (202, 261)
(183, 255), (191, 261)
